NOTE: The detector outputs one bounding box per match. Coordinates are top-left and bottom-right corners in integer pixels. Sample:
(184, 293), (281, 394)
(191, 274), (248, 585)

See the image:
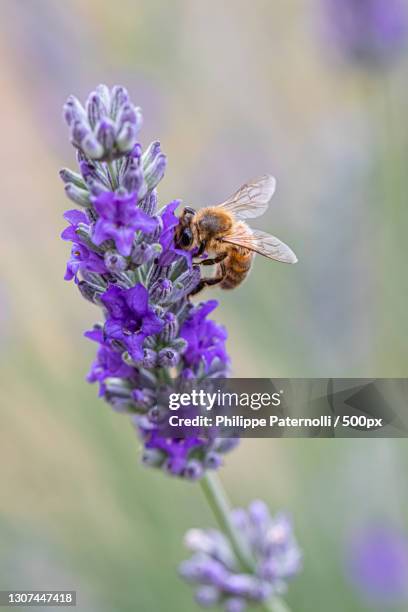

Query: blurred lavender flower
(346, 524), (408, 604)
(180, 501), (302, 611)
(60, 84), (235, 479)
(322, 0), (408, 69)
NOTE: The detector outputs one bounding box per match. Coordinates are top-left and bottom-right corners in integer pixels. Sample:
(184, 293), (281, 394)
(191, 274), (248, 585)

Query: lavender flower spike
(63, 84), (142, 160)
(60, 84), (235, 479)
(322, 0), (408, 69)
(61, 83), (301, 612)
(180, 500), (302, 611)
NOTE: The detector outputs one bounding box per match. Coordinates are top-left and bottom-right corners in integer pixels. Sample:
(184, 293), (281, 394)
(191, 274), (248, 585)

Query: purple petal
(126, 332), (145, 361)
(64, 263), (77, 281)
(125, 284), (149, 316)
(141, 312), (164, 336)
(92, 191), (116, 220)
(92, 218), (110, 246)
(61, 226), (79, 242)
(63, 209), (88, 225)
(127, 207), (158, 233)
(113, 226), (135, 256)
(104, 319), (125, 341)
(84, 327), (104, 343)
(101, 286), (127, 319)
(160, 199), (180, 231)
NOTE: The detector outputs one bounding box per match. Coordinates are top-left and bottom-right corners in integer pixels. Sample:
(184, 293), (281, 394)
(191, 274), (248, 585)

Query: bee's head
(175, 206), (196, 250)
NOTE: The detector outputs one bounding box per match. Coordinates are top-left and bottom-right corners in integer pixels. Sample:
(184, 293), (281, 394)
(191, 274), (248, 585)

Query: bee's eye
(180, 228), (193, 248)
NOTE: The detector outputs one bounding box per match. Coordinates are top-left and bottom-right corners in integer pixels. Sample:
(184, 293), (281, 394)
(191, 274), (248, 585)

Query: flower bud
(147, 405), (167, 424)
(110, 85), (129, 119)
(78, 160), (99, 183)
(122, 167), (144, 194)
(249, 582), (272, 602)
(134, 414), (155, 432)
(104, 377), (132, 399)
(131, 388), (156, 408)
(140, 190), (158, 216)
(142, 348), (158, 368)
(222, 575), (259, 598)
(95, 83), (110, 106)
(184, 459), (204, 481)
(131, 243), (156, 266)
(265, 518), (292, 549)
(207, 356), (230, 377)
(204, 451), (222, 470)
(142, 140), (162, 167)
(224, 597), (247, 612)
(88, 179), (106, 196)
(173, 266), (201, 299)
(195, 586), (219, 607)
(81, 270), (107, 290)
(63, 95), (85, 126)
(150, 278), (173, 304)
(117, 103), (142, 130)
(104, 250), (127, 273)
(130, 143), (142, 159)
(96, 118), (116, 155)
(59, 168), (86, 188)
(71, 120), (89, 145)
(152, 303), (166, 319)
(161, 312), (179, 342)
(86, 91), (108, 129)
(81, 134), (104, 159)
(184, 529), (214, 554)
(248, 500), (270, 526)
(142, 448), (165, 467)
(117, 122), (139, 154)
(179, 559), (200, 581)
(144, 153), (167, 191)
(78, 281), (102, 304)
(110, 398), (135, 413)
(73, 225), (92, 246)
(158, 347), (180, 368)
(65, 184), (90, 207)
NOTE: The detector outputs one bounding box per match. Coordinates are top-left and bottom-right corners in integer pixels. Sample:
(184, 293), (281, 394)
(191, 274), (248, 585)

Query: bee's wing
(216, 175), (276, 220)
(222, 228), (298, 264)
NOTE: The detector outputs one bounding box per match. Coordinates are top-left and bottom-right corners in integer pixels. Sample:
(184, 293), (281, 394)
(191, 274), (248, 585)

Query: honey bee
(175, 175), (298, 295)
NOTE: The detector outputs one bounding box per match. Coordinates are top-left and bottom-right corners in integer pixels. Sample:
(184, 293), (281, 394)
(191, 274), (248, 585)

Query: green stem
(263, 597), (291, 612)
(107, 160), (118, 190)
(200, 472), (291, 612)
(200, 471), (254, 572)
(157, 368), (172, 385)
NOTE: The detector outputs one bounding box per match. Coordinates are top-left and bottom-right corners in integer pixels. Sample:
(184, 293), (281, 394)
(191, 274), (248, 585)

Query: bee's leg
(196, 241), (207, 257)
(189, 277), (222, 296)
(198, 252), (228, 266)
(189, 263), (227, 296)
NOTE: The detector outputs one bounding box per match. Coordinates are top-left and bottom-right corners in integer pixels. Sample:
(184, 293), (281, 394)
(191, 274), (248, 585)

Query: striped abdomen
(220, 246), (254, 290)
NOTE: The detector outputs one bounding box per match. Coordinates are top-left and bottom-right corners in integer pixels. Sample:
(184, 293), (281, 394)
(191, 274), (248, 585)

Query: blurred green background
(1, 1), (408, 610)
